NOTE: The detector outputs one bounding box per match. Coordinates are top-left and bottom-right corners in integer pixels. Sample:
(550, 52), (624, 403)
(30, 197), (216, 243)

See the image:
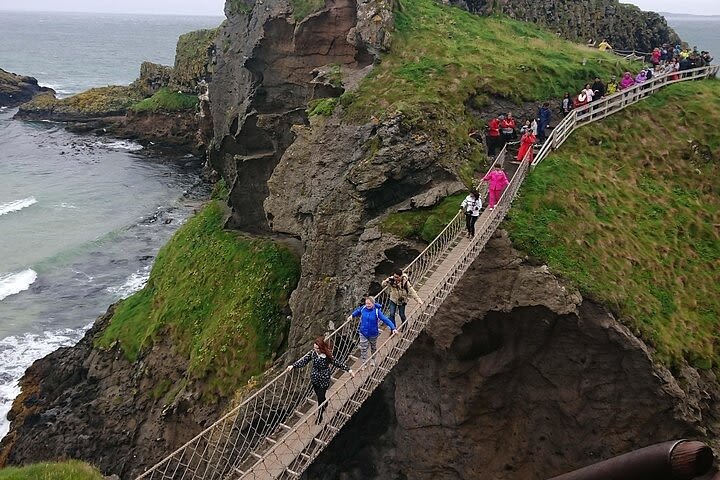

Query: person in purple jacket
(347, 296), (397, 369)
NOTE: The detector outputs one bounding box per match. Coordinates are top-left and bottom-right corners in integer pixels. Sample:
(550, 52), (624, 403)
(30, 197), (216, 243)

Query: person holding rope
(382, 269), (423, 327)
(348, 296), (397, 369)
(482, 164), (510, 211)
(287, 337), (355, 423)
(460, 190), (482, 237)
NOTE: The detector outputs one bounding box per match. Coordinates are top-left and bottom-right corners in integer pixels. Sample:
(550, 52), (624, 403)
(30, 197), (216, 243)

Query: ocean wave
(0, 269), (38, 302)
(106, 265), (151, 298)
(100, 140), (144, 152)
(0, 197), (37, 217)
(0, 326), (87, 438)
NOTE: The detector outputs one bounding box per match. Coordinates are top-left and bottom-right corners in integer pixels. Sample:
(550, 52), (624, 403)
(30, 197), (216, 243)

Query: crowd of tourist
(286, 40), (715, 426)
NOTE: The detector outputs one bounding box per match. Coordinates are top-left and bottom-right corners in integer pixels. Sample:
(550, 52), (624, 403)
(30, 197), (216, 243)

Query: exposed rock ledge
(0, 68), (54, 107)
(305, 230), (719, 479)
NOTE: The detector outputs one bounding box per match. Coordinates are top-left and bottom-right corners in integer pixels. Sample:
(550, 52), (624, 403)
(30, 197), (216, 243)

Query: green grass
(97, 201), (300, 398)
(307, 97), (338, 117)
(505, 80), (720, 371)
(291, 0), (325, 20)
(383, 193), (466, 242)
(129, 88), (199, 113)
(0, 461), (103, 480)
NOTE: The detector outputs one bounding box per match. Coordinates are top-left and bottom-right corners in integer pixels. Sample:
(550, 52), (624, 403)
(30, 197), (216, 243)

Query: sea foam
(0, 326), (87, 438)
(0, 197), (37, 217)
(106, 265), (151, 299)
(0, 269), (37, 302)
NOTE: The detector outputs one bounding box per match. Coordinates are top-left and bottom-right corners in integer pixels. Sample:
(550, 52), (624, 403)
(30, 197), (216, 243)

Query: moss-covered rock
(169, 28), (219, 93)
(132, 61), (173, 96)
(15, 86), (143, 121)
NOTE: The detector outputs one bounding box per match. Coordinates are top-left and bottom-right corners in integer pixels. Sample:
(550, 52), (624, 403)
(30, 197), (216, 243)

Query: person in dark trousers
(460, 190), (482, 237)
(382, 269), (423, 327)
(287, 337), (354, 423)
(347, 296), (397, 369)
(561, 92), (573, 115)
(537, 102), (551, 143)
(487, 115), (501, 156)
(591, 77), (606, 101)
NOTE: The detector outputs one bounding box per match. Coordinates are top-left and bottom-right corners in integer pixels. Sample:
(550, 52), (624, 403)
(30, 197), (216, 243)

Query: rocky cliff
(304, 232), (719, 479)
(0, 68), (54, 107)
(448, 0), (681, 52)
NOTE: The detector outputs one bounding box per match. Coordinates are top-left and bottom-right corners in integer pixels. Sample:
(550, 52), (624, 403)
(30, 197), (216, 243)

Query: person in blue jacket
(347, 296), (397, 368)
(537, 102), (552, 143)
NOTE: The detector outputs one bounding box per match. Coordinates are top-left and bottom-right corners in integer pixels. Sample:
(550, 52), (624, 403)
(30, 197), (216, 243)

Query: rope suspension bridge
(136, 64), (718, 480)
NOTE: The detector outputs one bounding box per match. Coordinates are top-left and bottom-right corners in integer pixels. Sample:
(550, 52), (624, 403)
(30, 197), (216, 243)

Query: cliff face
(0, 306), (226, 479)
(448, 0), (680, 52)
(304, 231), (719, 479)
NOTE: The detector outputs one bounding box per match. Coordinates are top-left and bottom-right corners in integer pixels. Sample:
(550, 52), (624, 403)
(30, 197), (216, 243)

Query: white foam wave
(53, 202), (78, 209)
(106, 266), (151, 298)
(0, 326), (87, 438)
(0, 269), (37, 302)
(101, 140), (144, 152)
(0, 197), (37, 217)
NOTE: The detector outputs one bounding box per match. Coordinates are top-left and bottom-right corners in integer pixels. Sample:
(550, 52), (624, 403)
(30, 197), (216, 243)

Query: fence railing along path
(136, 64), (717, 480)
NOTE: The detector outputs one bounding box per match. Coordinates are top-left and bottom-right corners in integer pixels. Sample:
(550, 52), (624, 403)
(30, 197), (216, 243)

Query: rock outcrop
(0, 306), (228, 479)
(304, 231), (720, 479)
(0, 68), (54, 107)
(448, 0), (681, 52)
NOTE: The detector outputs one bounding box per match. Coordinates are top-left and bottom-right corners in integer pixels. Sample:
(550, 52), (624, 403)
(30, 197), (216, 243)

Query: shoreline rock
(0, 68), (54, 107)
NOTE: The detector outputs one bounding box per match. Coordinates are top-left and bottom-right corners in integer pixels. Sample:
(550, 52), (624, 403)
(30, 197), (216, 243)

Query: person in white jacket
(460, 190), (482, 238)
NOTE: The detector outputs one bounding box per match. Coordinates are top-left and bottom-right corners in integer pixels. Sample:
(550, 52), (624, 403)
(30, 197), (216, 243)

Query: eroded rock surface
(305, 231), (719, 479)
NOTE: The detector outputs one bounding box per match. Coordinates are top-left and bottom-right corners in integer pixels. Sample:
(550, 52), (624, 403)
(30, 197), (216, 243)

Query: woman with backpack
(287, 337), (355, 423)
(382, 269), (424, 327)
(347, 296), (397, 369)
(459, 190), (482, 238)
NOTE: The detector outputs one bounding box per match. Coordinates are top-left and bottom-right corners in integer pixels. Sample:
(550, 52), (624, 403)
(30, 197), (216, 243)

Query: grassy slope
(361, 0), (635, 240)
(0, 461), (103, 480)
(20, 86), (143, 116)
(506, 80), (720, 370)
(129, 87), (199, 113)
(97, 200), (300, 397)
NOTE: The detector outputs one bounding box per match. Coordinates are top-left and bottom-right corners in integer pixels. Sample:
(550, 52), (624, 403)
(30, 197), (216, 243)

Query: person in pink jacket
(482, 165), (510, 210)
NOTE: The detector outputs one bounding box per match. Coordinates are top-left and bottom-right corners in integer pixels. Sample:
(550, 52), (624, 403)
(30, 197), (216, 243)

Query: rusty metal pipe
(548, 440), (714, 480)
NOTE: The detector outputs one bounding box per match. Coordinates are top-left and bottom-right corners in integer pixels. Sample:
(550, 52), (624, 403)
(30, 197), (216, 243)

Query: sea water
(0, 11), (222, 438)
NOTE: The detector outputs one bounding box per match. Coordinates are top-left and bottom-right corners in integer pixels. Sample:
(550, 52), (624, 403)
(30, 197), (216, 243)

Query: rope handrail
(135, 63), (717, 480)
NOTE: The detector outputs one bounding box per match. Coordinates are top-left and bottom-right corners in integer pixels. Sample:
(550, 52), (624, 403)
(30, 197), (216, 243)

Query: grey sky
(0, 0), (718, 16)
(0, 0), (226, 16)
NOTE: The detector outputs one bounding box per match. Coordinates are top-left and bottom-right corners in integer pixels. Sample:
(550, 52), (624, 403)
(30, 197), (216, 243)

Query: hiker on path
(487, 115), (501, 156)
(619, 72), (635, 90)
(482, 165), (510, 211)
(517, 128), (536, 162)
(500, 113), (517, 146)
(381, 269), (423, 326)
(597, 39), (612, 52)
(347, 296), (397, 369)
(591, 77), (606, 100)
(606, 76), (618, 95)
(561, 92), (573, 114)
(459, 190), (482, 237)
(537, 102), (551, 143)
(287, 337), (354, 423)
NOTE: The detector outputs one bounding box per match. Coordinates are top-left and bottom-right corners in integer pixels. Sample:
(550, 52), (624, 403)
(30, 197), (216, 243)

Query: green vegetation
(383, 193), (465, 242)
(129, 88), (199, 113)
(307, 97), (339, 117)
(227, 0), (252, 15)
(0, 461), (103, 480)
(291, 0), (325, 20)
(505, 80), (720, 371)
(97, 201), (300, 398)
(19, 86), (143, 116)
(170, 28), (219, 92)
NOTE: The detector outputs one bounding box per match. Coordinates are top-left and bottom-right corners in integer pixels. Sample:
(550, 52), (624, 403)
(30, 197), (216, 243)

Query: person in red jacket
(516, 129), (536, 162)
(487, 116), (501, 156)
(500, 113), (516, 149)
